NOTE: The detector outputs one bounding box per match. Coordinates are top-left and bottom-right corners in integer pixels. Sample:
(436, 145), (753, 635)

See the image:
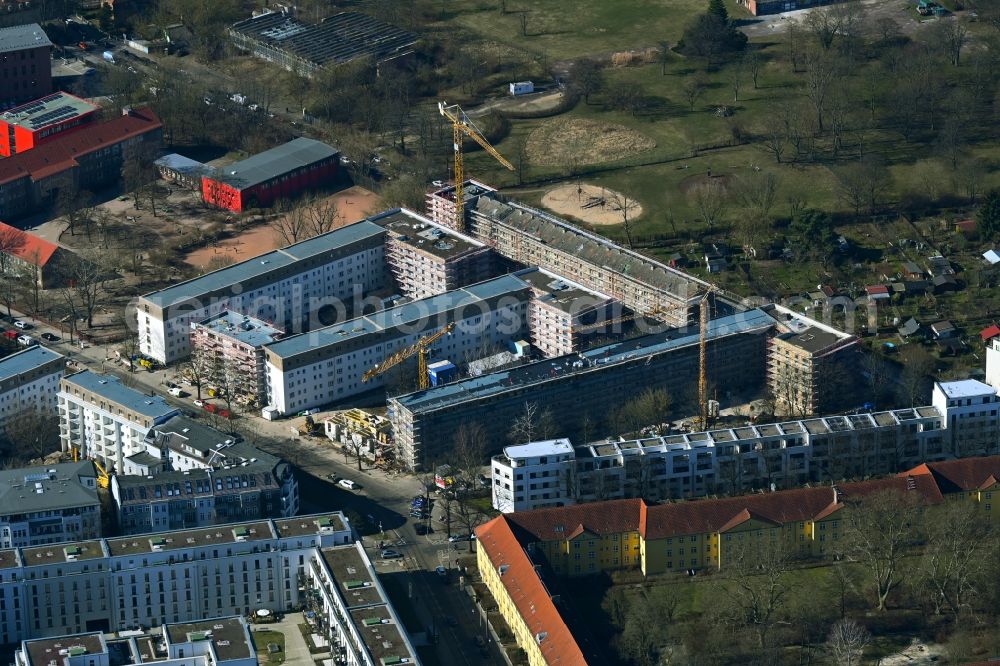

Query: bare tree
(714, 538), (791, 649)
(744, 50), (763, 89)
(55, 185), (95, 237)
(826, 619), (870, 666)
(681, 76), (706, 111)
(2, 407), (60, 462)
(759, 125), (787, 163)
(0, 226), (27, 318)
(451, 422), (488, 490)
(803, 51), (838, 132)
(60, 251), (112, 328)
(120, 143), (160, 211)
(181, 349), (215, 400)
(917, 502), (992, 619)
(272, 199), (311, 246)
(804, 5), (845, 50)
(734, 170), (779, 222)
(838, 489), (920, 611)
(305, 197), (342, 236)
(607, 190), (640, 249)
(689, 178), (728, 229)
(509, 402), (541, 443)
(897, 345), (934, 407)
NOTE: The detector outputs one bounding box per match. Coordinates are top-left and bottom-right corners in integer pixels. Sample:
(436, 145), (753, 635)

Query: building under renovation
(388, 308), (775, 471)
(380, 208), (496, 300)
(427, 184), (717, 326)
(228, 11), (418, 78)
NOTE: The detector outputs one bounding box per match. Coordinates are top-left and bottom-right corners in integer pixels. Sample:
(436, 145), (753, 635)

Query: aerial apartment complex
(14, 616), (259, 666)
(389, 308), (774, 470)
(262, 272), (532, 416)
(0, 512), (420, 665)
(58, 371), (179, 475)
(431, 186), (715, 325)
(491, 379), (1000, 512)
(137, 220), (387, 364)
(112, 414), (298, 534)
(0, 513), (352, 644)
(477, 455), (1000, 664)
(0, 462), (101, 549)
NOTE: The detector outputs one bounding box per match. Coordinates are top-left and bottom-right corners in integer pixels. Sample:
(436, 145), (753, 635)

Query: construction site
(138, 101), (861, 472)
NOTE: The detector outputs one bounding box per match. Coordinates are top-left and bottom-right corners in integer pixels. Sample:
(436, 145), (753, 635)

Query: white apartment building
(0, 513), (353, 645)
(262, 273), (532, 416)
(0, 346), (65, 431)
(0, 462), (101, 548)
(137, 221), (387, 365)
(492, 380), (1000, 512)
(304, 543), (420, 666)
(490, 439), (576, 513)
(15, 616), (258, 666)
(58, 371), (180, 474)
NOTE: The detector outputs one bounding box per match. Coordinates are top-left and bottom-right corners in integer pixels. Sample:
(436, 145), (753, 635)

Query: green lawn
(441, 0), (719, 62)
(250, 629), (285, 665)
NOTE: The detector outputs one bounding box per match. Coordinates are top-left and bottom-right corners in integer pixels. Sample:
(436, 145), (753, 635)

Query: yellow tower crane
(93, 460), (111, 489)
(362, 323), (456, 390)
(438, 101), (515, 231)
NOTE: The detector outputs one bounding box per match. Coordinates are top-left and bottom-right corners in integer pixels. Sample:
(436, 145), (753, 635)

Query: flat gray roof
(1, 92), (98, 131)
(395, 308), (775, 413)
(155, 152), (210, 176)
(192, 310), (284, 347)
(516, 267), (612, 315)
(207, 137), (337, 190)
(105, 520), (274, 556)
(320, 546), (383, 607)
(24, 633), (106, 666)
(62, 371), (178, 420)
(274, 513), (347, 537)
(0, 461), (98, 515)
(266, 273), (531, 360)
(0, 23), (52, 53)
(0, 345), (63, 382)
(165, 617), (252, 662)
(775, 326), (846, 354)
(142, 220), (385, 308)
(379, 208), (485, 260)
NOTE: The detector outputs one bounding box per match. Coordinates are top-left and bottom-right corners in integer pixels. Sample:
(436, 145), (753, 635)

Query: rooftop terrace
(165, 617), (253, 663)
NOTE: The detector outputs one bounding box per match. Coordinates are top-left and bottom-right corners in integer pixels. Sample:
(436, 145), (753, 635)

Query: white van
(338, 479), (357, 491)
(16, 335), (35, 347)
(168, 387), (184, 397)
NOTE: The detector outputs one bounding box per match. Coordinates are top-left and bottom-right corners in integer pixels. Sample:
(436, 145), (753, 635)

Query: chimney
(122, 106), (133, 116)
(832, 484), (840, 504)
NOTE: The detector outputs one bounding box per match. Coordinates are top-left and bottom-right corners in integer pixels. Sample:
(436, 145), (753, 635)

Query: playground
(541, 182), (642, 226)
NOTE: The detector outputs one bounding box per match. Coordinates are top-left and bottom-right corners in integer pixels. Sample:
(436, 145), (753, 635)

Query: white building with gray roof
(262, 273), (532, 416)
(0, 461), (101, 548)
(0, 346), (65, 433)
(58, 372), (180, 474)
(137, 219), (387, 365)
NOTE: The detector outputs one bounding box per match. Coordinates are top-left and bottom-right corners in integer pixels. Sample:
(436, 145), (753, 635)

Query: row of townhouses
(492, 379), (1000, 512)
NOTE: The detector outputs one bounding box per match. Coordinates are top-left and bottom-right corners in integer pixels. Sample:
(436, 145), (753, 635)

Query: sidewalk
(264, 615), (313, 666)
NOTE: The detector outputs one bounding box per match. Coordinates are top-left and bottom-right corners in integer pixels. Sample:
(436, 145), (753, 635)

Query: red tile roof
(476, 517), (588, 666)
(0, 221), (58, 266)
(904, 456), (1000, 494)
(0, 107), (161, 186)
(955, 219), (977, 232)
(865, 284), (890, 295)
(981, 324), (1000, 342)
(506, 498), (643, 542)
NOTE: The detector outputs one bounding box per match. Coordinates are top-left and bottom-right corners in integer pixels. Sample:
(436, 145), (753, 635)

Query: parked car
(16, 335), (35, 346)
(409, 511), (428, 519)
(435, 565), (448, 579)
(41, 332), (59, 342)
(448, 535), (466, 543)
(379, 549), (402, 559)
(193, 399), (205, 408)
(168, 387), (186, 397)
(338, 479), (358, 490)
(297, 408), (319, 416)
(14, 320), (30, 330)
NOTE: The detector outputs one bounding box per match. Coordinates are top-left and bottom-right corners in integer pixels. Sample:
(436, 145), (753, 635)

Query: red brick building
(0, 92), (100, 156)
(0, 23), (53, 109)
(201, 138), (339, 213)
(0, 106), (162, 220)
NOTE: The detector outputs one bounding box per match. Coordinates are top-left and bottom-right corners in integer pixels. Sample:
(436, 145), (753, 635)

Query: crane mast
(362, 323), (456, 390)
(438, 101), (514, 231)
